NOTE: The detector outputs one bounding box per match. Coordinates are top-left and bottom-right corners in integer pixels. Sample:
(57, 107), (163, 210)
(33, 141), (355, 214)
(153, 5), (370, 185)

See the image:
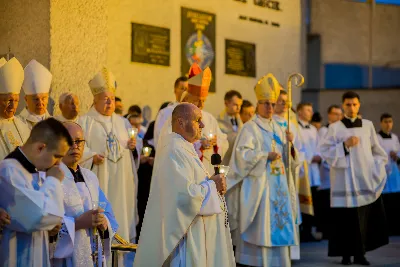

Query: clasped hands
(267, 130), (294, 161)
(210, 173), (227, 195)
(75, 208), (108, 231)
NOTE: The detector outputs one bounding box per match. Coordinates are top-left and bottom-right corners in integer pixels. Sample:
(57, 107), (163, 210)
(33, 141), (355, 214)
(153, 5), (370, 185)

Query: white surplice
(18, 108), (52, 130)
(318, 125), (331, 190)
(377, 131), (400, 194)
(153, 102), (178, 149)
(226, 116), (300, 267)
(0, 156), (64, 266)
(53, 115), (95, 169)
(134, 132), (235, 267)
(0, 116), (31, 160)
(157, 109), (228, 175)
(320, 119), (387, 207)
(297, 120), (321, 187)
(52, 163), (117, 267)
(78, 107), (141, 242)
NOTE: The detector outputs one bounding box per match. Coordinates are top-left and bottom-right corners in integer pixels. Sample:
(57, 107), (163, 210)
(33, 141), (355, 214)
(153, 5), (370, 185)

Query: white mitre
(89, 67), (117, 96)
(0, 57), (24, 95)
(22, 59), (52, 95)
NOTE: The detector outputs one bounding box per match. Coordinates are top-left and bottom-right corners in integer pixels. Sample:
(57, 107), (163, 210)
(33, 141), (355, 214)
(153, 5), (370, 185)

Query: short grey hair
(59, 92), (76, 105)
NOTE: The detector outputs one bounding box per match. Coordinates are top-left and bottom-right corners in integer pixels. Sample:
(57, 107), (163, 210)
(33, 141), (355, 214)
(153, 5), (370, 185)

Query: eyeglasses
(258, 101), (276, 108)
(72, 139), (86, 147)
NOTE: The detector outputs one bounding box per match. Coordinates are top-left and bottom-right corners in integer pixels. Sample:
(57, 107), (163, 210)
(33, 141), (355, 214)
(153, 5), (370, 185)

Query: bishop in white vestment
(0, 118), (72, 266)
(0, 57), (31, 160)
(78, 68), (140, 243)
(52, 122), (118, 267)
(156, 63), (228, 175)
(134, 103), (235, 267)
(320, 92), (388, 265)
(377, 113), (400, 236)
(226, 73), (299, 267)
(18, 60), (52, 129)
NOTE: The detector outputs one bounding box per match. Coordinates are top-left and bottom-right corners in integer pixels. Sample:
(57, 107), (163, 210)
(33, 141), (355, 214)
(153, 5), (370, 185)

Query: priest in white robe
(51, 122), (118, 267)
(226, 73), (300, 267)
(0, 57), (31, 160)
(134, 103), (235, 267)
(377, 113), (400, 236)
(157, 63), (228, 175)
(0, 118), (72, 266)
(153, 76), (188, 148)
(18, 60), (52, 129)
(54, 92), (98, 168)
(217, 90), (243, 166)
(320, 91), (388, 265)
(78, 68), (141, 243)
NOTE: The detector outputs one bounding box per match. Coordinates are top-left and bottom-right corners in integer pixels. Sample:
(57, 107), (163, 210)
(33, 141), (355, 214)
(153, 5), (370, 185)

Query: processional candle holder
(128, 128), (138, 139)
(92, 201), (106, 267)
(142, 147), (152, 157)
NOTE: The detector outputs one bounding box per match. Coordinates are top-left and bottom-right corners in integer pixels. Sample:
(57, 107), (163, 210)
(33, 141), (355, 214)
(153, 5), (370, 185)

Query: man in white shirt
(0, 118), (72, 266)
(153, 76), (188, 147)
(297, 102), (322, 241)
(377, 113), (400, 236)
(18, 60), (52, 129)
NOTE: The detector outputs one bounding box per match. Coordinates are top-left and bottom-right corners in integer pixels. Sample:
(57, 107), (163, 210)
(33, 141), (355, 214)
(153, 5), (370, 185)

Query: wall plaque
(225, 39), (256, 77)
(131, 23), (170, 66)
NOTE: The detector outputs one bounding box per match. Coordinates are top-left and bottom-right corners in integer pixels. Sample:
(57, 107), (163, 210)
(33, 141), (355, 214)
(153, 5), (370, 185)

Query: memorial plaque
(131, 23), (170, 66)
(181, 7), (216, 92)
(225, 39), (256, 77)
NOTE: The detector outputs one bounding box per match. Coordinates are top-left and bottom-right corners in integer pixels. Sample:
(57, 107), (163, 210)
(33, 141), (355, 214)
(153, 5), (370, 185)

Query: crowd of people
(0, 56), (398, 267)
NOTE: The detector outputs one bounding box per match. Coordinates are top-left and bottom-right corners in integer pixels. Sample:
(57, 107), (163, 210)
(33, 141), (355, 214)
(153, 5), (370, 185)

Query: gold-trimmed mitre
(89, 67), (117, 96)
(254, 73), (281, 102)
(0, 57), (24, 95)
(187, 63), (212, 98)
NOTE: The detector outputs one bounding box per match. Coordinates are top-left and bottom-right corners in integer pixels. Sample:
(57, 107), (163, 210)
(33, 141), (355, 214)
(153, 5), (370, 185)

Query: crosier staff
(286, 73), (304, 177)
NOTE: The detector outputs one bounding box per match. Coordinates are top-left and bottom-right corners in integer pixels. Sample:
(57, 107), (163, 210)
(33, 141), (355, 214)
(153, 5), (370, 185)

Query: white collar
(299, 119), (310, 126)
(344, 115), (358, 123)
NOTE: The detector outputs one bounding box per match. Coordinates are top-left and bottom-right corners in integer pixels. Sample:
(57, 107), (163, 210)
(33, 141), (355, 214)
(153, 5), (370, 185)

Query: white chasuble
(226, 116), (300, 267)
(377, 132), (400, 194)
(157, 109), (229, 175)
(0, 116), (30, 160)
(78, 107), (139, 242)
(0, 155), (64, 267)
(134, 133), (235, 267)
(217, 111), (243, 166)
(18, 108), (52, 130)
(52, 163), (117, 267)
(320, 119), (387, 207)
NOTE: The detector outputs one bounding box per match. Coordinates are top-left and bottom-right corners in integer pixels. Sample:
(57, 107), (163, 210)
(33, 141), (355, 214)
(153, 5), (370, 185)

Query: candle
(128, 128), (138, 139)
(142, 147), (152, 157)
(219, 165), (230, 175)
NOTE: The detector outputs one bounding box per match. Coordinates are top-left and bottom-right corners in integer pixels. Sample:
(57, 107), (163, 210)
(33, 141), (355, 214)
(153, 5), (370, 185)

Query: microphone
(211, 153), (222, 175)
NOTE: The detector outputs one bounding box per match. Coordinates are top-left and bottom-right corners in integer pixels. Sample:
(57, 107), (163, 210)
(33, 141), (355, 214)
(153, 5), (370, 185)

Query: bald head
(62, 121), (86, 168)
(172, 103), (204, 143)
